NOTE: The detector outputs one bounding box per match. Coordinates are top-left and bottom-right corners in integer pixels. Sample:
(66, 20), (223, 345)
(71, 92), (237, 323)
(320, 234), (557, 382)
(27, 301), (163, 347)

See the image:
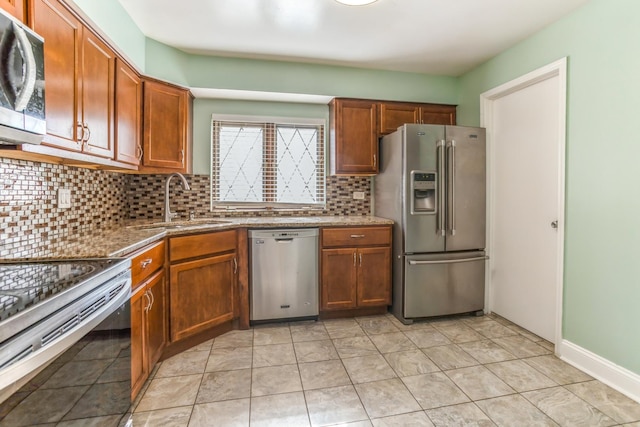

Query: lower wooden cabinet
(131, 269), (166, 399)
(169, 252), (236, 341)
(168, 230), (237, 342)
(321, 226), (392, 311)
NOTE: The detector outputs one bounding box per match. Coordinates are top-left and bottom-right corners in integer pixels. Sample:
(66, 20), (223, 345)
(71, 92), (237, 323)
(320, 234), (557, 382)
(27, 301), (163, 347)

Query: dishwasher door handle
(275, 238), (294, 243)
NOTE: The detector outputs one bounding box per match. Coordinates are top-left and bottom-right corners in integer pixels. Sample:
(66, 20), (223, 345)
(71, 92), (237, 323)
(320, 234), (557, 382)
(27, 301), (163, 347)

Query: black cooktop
(0, 259), (129, 330)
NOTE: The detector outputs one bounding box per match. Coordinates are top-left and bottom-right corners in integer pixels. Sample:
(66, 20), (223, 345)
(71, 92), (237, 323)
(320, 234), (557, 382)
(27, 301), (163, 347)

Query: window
(211, 116), (325, 209)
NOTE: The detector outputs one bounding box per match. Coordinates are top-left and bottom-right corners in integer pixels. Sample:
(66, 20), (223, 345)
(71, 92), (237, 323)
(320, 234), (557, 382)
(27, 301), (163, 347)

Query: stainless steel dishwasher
(249, 228), (319, 322)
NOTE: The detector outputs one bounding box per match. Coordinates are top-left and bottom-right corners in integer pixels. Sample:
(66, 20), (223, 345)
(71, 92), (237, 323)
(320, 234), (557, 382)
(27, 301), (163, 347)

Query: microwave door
(0, 22), (36, 112)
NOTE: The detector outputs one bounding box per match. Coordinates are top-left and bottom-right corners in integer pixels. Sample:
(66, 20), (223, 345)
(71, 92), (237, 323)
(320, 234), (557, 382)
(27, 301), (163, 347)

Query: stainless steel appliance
(0, 8), (46, 145)
(0, 259), (132, 425)
(250, 229), (319, 322)
(374, 124), (487, 323)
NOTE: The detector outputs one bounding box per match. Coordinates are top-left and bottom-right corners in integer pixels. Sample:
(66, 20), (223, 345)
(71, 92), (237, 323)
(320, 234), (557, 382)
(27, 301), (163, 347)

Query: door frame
(480, 57), (567, 345)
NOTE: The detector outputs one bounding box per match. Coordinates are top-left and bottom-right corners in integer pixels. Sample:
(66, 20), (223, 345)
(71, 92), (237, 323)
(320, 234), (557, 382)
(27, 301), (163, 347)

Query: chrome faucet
(164, 173), (191, 222)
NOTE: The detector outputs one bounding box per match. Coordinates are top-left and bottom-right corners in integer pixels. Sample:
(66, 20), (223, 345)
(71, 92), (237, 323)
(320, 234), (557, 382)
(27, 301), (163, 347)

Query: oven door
(0, 273), (132, 426)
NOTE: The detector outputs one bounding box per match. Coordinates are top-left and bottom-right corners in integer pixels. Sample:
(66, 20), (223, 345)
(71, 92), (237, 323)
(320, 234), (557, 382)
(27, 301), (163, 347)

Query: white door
(481, 59), (566, 343)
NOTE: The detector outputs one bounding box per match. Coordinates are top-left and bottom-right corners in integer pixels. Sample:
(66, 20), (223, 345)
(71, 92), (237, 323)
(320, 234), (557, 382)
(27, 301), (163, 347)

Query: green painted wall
(72, 0), (146, 70)
(458, 0), (640, 375)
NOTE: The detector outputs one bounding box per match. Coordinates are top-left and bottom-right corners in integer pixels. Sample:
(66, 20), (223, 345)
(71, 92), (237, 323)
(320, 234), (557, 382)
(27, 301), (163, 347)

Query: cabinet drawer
(131, 240), (166, 287)
(322, 226), (391, 247)
(170, 230), (236, 262)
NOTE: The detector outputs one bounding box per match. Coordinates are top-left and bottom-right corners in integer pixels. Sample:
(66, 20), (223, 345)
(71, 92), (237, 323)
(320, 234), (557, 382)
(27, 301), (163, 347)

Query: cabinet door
(357, 247), (391, 307)
(30, 0), (82, 150)
(130, 284), (148, 400)
(169, 252), (235, 342)
(321, 248), (357, 310)
(420, 105), (456, 125)
(332, 99), (378, 175)
(114, 59), (142, 165)
(145, 270), (166, 368)
(1, 0), (24, 21)
(80, 29), (114, 158)
(143, 80), (187, 171)
(379, 103), (419, 135)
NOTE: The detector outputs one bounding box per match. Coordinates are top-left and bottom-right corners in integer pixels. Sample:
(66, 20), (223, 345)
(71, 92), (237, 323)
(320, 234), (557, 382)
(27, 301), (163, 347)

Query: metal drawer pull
(350, 234), (365, 238)
(140, 259), (152, 269)
(408, 256), (489, 265)
(148, 289), (154, 311)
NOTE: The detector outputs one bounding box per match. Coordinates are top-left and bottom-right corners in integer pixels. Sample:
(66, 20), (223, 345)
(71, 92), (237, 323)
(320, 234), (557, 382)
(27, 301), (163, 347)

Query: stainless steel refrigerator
(374, 124), (487, 324)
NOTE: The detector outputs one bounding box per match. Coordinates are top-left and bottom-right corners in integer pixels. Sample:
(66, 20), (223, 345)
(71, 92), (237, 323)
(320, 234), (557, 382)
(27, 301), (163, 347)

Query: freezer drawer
(404, 251), (486, 318)
(249, 229), (319, 321)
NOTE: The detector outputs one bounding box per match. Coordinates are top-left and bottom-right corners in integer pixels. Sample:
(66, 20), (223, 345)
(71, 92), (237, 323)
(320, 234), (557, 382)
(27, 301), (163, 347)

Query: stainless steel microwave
(0, 8), (45, 145)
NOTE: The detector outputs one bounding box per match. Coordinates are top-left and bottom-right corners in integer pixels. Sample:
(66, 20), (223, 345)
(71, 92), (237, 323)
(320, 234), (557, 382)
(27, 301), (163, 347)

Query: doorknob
(551, 220), (558, 229)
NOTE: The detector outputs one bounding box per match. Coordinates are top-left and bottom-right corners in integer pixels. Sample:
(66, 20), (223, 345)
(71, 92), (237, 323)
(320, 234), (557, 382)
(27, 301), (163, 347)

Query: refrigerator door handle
(437, 140), (446, 236)
(408, 256), (489, 265)
(447, 140), (457, 236)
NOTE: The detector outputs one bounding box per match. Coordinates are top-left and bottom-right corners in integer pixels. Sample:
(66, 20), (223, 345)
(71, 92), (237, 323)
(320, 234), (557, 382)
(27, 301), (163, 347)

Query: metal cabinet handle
(140, 258), (152, 269)
(179, 149), (185, 164)
(373, 154), (377, 168)
(353, 252), (357, 267)
(77, 122), (85, 143)
(135, 145), (143, 161)
(233, 257), (238, 274)
(551, 220), (558, 229)
(147, 289), (154, 311)
(408, 256), (489, 265)
(84, 123), (91, 143)
(143, 291), (151, 312)
(350, 234), (365, 238)
(359, 253), (362, 267)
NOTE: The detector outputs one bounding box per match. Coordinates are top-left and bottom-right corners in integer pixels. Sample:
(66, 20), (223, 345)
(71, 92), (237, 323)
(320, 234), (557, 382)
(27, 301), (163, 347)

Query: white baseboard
(557, 339), (640, 404)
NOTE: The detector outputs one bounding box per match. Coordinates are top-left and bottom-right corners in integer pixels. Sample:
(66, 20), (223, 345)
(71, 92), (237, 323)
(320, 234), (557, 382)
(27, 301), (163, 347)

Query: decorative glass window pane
(211, 118), (325, 209)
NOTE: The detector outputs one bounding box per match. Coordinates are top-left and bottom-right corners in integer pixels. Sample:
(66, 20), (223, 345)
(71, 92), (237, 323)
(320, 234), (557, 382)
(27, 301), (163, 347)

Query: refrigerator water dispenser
(411, 171), (437, 214)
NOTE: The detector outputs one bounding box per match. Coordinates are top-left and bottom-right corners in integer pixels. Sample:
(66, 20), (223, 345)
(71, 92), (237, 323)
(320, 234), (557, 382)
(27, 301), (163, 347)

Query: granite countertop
(49, 216), (394, 258)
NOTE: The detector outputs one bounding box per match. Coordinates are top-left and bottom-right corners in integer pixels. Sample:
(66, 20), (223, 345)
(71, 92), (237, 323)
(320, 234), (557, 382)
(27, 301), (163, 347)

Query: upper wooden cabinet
(1, 0), (25, 21)
(115, 59), (142, 165)
(329, 97), (456, 176)
(30, 0), (115, 158)
(379, 101), (456, 135)
(142, 80), (192, 173)
(329, 98), (378, 175)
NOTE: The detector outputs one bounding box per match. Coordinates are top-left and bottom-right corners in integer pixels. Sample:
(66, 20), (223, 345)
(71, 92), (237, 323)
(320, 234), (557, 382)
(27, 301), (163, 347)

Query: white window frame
(210, 114), (327, 211)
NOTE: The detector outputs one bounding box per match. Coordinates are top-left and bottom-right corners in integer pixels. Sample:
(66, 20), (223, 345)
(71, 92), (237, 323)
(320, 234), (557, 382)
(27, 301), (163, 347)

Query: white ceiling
(118, 0), (588, 76)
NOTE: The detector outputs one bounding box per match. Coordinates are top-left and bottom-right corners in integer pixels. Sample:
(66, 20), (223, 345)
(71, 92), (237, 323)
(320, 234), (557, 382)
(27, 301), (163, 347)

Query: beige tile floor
(133, 313), (640, 427)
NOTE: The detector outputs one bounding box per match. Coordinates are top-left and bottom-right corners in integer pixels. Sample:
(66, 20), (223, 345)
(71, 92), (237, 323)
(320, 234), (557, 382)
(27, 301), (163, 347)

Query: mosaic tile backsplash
(1, 158), (372, 258)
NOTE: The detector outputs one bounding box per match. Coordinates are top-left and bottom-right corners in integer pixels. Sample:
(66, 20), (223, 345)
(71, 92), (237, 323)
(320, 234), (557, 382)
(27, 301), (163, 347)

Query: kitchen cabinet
(321, 226), (392, 310)
(130, 240), (166, 400)
(30, 0), (115, 158)
(142, 79), (192, 173)
(114, 59), (142, 165)
(1, 0), (24, 21)
(169, 230), (237, 342)
(329, 98), (378, 175)
(378, 101), (456, 135)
